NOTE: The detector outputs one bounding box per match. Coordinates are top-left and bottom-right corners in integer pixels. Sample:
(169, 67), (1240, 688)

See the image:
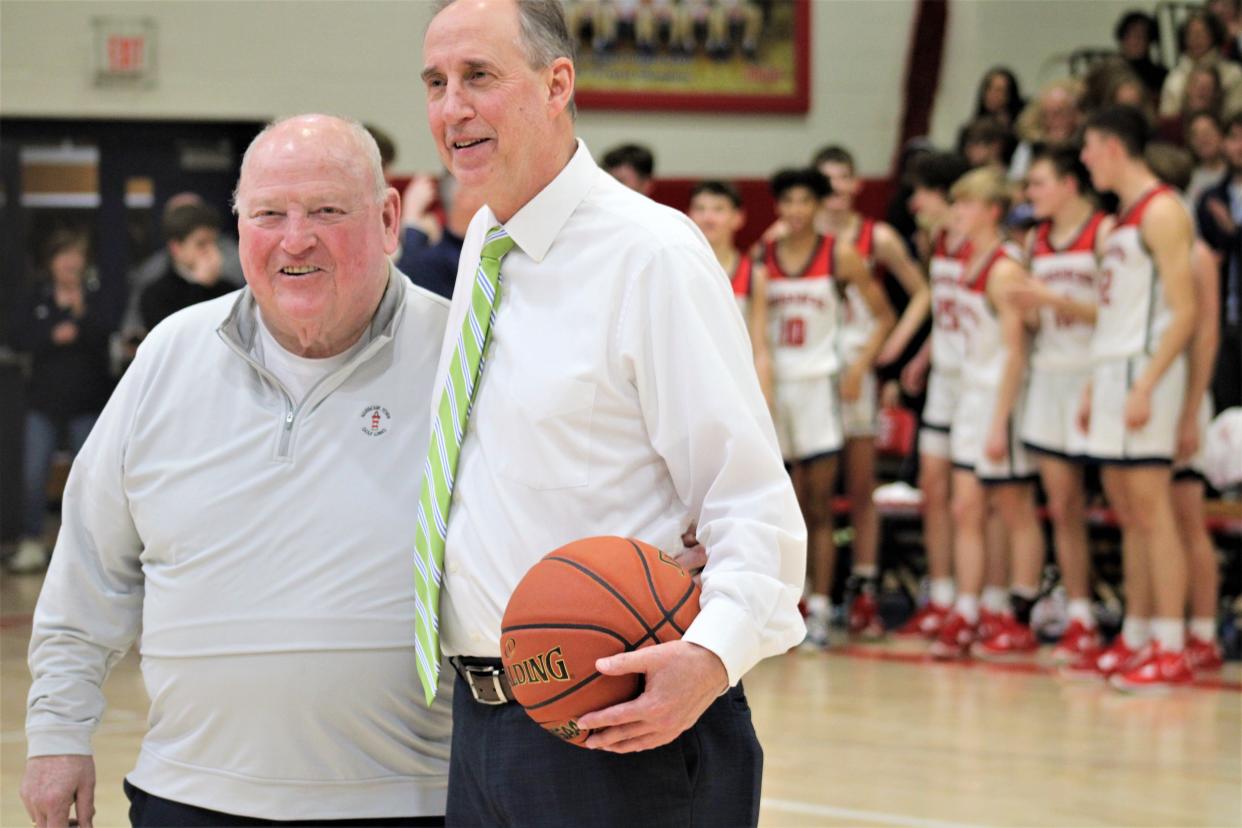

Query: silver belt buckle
(465, 665), (509, 705)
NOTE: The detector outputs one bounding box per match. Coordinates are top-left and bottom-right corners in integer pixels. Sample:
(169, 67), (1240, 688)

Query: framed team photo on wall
(571, 0), (811, 113)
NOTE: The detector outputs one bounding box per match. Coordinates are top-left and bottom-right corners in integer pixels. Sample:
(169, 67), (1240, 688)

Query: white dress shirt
(432, 140), (806, 684)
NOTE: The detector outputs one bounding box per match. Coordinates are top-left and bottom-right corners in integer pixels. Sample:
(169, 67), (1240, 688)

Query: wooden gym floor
(3, 570), (1239, 828)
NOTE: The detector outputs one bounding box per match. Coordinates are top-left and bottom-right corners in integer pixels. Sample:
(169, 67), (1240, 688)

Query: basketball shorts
(1174, 393), (1213, 481)
(774, 374), (844, 464)
(841, 369), (878, 440)
(951, 383), (1035, 483)
(1020, 368), (1092, 461)
(1086, 354), (1187, 465)
(919, 368), (959, 460)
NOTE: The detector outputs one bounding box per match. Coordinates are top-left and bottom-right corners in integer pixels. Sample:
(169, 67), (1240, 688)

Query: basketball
(500, 536), (701, 745)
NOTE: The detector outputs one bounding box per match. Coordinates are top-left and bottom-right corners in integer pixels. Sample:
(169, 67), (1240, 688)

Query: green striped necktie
(413, 225), (515, 704)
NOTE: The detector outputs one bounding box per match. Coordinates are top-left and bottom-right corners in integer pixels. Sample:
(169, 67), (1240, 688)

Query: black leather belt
(450, 656), (516, 705)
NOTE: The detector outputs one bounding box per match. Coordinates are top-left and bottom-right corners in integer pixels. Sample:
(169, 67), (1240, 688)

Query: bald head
(234, 114), (387, 212)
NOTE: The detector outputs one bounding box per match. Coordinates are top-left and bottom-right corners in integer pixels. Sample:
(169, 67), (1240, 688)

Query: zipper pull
(285, 411), (294, 430)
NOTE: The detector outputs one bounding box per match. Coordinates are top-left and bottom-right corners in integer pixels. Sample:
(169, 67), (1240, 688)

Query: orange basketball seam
(545, 555), (661, 639)
(629, 539), (672, 620)
(628, 539), (693, 636)
(521, 669), (609, 711)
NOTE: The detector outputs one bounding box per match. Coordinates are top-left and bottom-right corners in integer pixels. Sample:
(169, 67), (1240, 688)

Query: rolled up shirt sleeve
(619, 241), (807, 685)
(26, 345), (147, 757)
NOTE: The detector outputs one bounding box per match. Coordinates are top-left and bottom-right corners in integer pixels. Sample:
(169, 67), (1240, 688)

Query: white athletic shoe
(7, 539), (48, 574)
(801, 612), (831, 651)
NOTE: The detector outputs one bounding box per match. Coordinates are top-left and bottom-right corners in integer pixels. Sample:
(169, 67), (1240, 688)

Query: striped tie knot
(481, 227), (515, 263)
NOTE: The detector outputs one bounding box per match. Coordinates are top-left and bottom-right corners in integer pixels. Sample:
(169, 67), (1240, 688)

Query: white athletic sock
(1190, 617), (1217, 642)
(807, 593), (831, 619)
(954, 594), (980, 624)
(852, 564), (878, 579)
(1150, 618), (1185, 653)
(1121, 617), (1150, 650)
(981, 585), (1011, 615)
(930, 578), (955, 609)
(1067, 599), (1095, 627)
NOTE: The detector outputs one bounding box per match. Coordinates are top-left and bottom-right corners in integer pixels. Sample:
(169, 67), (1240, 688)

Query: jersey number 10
(780, 317), (806, 347)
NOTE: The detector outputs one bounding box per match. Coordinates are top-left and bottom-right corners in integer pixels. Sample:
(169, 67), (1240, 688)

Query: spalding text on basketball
(506, 645), (572, 687)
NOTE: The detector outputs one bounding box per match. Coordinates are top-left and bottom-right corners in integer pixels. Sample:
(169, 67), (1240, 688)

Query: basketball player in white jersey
(930, 168), (1045, 660)
(899, 152), (972, 638)
(687, 179), (773, 407)
(764, 167), (895, 649)
(813, 145), (931, 638)
(1009, 144), (1112, 662)
(1077, 106), (1198, 692)
(1144, 143), (1225, 673)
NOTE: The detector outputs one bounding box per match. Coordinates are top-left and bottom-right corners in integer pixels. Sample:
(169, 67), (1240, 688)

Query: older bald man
(21, 115), (454, 828)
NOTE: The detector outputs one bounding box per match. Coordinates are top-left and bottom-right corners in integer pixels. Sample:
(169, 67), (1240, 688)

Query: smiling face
(1024, 158), (1075, 220)
(1041, 89), (1080, 142)
(1080, 128), (1122, 191)
(776, 186), (821, 237)
(234, 116), (399, 357)
(1188, 115), (1224, 163)
(1185, 69), (1221, 112)
(422, 0), (576, 222)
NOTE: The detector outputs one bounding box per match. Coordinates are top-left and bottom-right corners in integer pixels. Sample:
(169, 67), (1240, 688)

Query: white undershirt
(255, 314), (366, 403)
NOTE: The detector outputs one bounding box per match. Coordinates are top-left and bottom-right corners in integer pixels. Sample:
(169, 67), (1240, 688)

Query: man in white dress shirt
(420, 1), (806, 824)
(21, 115), (454, 828)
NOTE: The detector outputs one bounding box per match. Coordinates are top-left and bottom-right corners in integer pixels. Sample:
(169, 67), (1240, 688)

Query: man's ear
(381, 187), (402, 255)
(547, 56), (575, 118)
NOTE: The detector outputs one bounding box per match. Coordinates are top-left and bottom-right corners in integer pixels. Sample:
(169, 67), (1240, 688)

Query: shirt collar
(494, 138), (599, 263)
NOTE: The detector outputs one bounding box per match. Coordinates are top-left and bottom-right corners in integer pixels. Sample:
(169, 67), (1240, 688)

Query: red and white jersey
(1028, 212), (1106, 372)
(1093, 185), (1183, 361)
(959, 244), (1020, 389)
(839, 218), (881, 363)
(765, 235), (841, 380)
(928, 229), (972, 373)
(731, 253), (754, 320)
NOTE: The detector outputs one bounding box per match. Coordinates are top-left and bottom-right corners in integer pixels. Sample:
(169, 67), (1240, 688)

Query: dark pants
(124, 780), (445, 827)
(445, 675), (763, 827)
(23, 410), (96, 536)
(1214, 325), (1242, 413)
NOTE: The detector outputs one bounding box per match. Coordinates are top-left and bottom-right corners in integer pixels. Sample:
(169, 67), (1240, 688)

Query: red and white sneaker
(849, 592), (885, 639)
(898, 603), (949, 639)
(975, 615), (1039, 660)
(1186, 637), (1224, 673)
(1051, 620), (1100, 664)
(1110, 643), (1194, 693)
(930, 612), (977, 660)
(978, 608), (1006, 642)
(1060, 637), (1144, 680)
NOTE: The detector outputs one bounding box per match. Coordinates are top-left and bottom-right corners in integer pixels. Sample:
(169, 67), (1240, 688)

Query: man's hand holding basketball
(578, 641), (728, 754)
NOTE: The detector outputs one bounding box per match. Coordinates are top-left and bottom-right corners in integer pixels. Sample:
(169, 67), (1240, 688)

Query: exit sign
(93, 18), (156, 85)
